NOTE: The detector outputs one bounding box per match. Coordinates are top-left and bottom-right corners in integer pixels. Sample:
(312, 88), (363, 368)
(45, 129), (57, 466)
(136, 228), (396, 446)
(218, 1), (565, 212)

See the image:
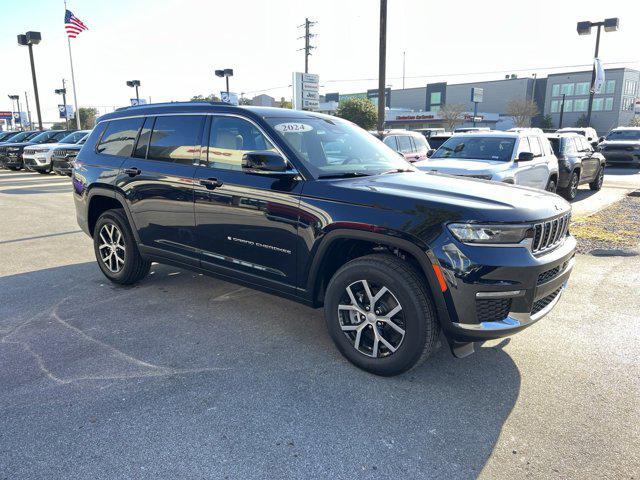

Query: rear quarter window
(96, 117), (144, 157)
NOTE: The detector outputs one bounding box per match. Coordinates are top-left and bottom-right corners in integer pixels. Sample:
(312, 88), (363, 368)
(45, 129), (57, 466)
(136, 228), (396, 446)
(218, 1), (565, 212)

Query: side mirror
(242, 151), (293, 174)
(517, 151), (534, 162)
(598, 136), (605, 143)
(426, 149), (436, 158)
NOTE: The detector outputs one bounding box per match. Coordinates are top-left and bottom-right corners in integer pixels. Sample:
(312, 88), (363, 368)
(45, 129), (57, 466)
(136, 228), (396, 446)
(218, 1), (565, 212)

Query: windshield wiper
(317, 172), (372, 179)
(379, 168), (414, 175)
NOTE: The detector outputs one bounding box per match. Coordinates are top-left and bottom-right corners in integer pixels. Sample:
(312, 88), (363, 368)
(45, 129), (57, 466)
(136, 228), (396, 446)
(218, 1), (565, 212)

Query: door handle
(199, 177), (223, 190)
(124, 167), (142, 177)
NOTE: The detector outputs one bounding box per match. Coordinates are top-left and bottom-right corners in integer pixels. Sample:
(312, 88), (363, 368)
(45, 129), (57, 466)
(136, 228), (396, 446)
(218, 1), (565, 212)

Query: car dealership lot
(1, 170), (638, 479)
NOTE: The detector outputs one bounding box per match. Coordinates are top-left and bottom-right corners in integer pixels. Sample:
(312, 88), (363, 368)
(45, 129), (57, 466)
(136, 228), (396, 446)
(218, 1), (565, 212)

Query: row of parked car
(0, 129), (88, 175)
(373, 125), (640, 201)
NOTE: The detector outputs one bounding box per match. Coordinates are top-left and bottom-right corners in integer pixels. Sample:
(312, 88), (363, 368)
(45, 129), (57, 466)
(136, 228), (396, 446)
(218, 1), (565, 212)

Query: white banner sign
(593, 58), (605, 94)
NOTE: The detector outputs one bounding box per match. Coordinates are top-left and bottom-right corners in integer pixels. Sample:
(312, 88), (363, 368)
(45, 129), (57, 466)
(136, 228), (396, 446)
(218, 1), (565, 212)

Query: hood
(326, 171), (570, 223)
(600, 139), (640, 147)
(0, 142), (31, 149)
(414, 158), (512, 175)
(30, 142), (77, 152)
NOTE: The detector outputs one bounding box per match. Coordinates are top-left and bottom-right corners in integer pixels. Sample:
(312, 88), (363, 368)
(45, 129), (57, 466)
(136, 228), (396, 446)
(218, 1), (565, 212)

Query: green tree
(575, 114), (589, 128)
(278, 97), (292, 109)
(629, 117), (640, 127)
(238, 97), (252, 105)
(335, 98), (377, 130)
(78, 107), (98, 129)
(191, 94), (220, 102)
(539, 114), (554, 130)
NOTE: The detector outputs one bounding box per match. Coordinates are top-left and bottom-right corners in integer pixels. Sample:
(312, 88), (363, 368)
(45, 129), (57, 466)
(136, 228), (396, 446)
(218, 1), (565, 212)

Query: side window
(528, 137), (543, 157)
(383, 136), (398, 151)
(412, 135), (429, 152)
(396, 135), (413, 153)
(517, 137), (531, 155)
(570, 138), (582, 153)
(96, 117), (144, 156)
(147, 115), (205, 164)
(134, 117), (154, 159)
(564, 138), (576, 154)
(207, 116), (277, 171)
(579, 137), (592, 152)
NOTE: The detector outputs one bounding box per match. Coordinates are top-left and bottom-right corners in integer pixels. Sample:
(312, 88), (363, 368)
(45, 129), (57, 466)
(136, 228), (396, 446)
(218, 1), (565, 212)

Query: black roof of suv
(73, 102), (576, 376)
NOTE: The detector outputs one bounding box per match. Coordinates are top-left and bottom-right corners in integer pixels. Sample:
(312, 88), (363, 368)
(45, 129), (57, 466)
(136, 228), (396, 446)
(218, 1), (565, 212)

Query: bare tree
(438, 103), (467, 131)
(506, 99), (539, 128)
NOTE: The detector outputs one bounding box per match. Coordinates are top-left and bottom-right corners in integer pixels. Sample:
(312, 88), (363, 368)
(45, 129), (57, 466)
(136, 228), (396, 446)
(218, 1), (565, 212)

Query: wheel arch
(86, 186), (139, 242)
(306, 229), (449, 320)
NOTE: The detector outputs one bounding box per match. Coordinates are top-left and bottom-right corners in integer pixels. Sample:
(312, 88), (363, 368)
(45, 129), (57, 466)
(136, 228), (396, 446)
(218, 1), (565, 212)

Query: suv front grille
(476, 298), (512, 322)
(532, 213), (570, 254)
(531, 287), (562, 315)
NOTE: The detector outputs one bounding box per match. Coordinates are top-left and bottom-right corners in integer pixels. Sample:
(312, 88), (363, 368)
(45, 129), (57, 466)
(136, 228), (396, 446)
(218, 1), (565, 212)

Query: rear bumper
(432, 232), (576, 342)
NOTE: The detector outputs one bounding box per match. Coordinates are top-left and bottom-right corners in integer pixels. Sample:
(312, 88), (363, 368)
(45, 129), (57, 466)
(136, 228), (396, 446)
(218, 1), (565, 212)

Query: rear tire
(558, 171), (579, 200)
(589, 165), (604, 191)
(324, 253), (440, 376)
(93, 209), (150, 285)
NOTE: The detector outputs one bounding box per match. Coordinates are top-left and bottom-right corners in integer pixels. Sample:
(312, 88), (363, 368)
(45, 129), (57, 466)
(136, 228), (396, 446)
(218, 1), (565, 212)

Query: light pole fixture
(126, 80), (141, 102)
(17, 31), (43, 130)
(215, 69), (234, 97)
(576, 18), (619, 126)
(55, 85), (69, 129)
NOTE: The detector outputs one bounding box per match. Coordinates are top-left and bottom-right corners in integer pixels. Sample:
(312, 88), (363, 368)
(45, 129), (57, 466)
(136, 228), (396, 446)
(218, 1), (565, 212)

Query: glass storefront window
(560, 83), (575, 95)
(573, 99), (588, 112)
(552, 84), (560, 97)
(592, 98), (604, 111)
(563, 100), (573, 112)
(550, 100), (559, 113)
(604, 97), (614, 110)
(430, 92), (441, 104)
(605, 80), (615, 94)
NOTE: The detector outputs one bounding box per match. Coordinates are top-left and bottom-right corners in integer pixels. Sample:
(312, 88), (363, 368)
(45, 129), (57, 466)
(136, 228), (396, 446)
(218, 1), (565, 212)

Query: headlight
(448, 223), (533, 245)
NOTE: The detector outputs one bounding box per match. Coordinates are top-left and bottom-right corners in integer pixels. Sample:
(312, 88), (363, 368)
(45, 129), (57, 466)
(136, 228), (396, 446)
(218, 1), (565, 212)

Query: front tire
(545, 177), (557, 193)
(589, 165), (604, 191)
(324, 254), (440, 376)
(93, 209), (150, 285)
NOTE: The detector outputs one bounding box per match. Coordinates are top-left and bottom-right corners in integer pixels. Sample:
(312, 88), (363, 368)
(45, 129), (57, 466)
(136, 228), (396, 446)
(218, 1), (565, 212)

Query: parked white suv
(556, 127), (599, 147)
(415, 131), (560, 191)
(23, 130), (90, 174)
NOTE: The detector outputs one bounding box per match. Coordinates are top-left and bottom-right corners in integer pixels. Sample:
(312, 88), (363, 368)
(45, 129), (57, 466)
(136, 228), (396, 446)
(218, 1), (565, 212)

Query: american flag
(65, 9), (88, 39)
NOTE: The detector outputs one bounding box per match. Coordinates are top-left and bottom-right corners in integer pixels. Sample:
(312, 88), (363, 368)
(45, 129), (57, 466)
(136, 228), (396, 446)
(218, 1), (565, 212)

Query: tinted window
(147, 115), (204, 164)
(396, 135), (413, 153)
(382, 136), (398, 150)
(428, 136), (450, 149)
(97, 118), (144, 156)
(549, 138), (561, 155)
(578, 137), (592, 152)
(59, 131), (88, 144)
(432, 136), (515, 161)
(134, 117), (154, 159)
(606, 130), (640, 141)
(207, 116), (277, 171)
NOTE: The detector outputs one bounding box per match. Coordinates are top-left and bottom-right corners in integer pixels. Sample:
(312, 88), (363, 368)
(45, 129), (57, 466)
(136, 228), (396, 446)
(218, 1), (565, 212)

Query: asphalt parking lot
(1, 169), (639, 479)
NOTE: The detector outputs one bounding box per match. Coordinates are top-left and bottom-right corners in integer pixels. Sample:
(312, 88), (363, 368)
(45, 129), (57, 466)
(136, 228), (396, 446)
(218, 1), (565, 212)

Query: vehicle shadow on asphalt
(0, 261), (520, 478)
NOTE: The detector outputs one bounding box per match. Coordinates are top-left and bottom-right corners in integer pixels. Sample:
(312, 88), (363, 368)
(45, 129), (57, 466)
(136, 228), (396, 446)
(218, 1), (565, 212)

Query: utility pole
(298, 18), (316, 73)
(24, 91), (32, 128)
(558, 93), (566, 129)
(377, 0), (387, 132)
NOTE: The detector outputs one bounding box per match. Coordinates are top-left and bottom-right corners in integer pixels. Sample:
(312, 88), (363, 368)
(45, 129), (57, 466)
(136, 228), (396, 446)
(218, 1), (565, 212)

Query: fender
(306, 229), (451, 323)
(86, 185), (142, 244)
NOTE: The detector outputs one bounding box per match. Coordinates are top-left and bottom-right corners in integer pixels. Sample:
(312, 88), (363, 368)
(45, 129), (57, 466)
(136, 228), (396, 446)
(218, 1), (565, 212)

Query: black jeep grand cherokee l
(72, 103), (575, 376)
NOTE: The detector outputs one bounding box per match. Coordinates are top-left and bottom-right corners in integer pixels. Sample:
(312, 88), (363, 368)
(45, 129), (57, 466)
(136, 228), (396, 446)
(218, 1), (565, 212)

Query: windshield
(58, 131), (87, 144)
(266, 116), (411, 178)
(4, 131), (33, 143)
(606, 130), (640, 141)
(77, 134), (89, 145)
(30, 131), (60, 143)
(431, 136), (515, 161)
(428, 136), (450, 149)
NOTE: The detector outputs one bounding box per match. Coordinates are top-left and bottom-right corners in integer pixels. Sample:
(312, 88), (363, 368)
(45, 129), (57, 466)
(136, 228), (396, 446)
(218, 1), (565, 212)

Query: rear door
(193, 114), (302, 288)
(578, 136), (598, 181)
(116, 114), (205, 266)
(513, 137), (538, 188)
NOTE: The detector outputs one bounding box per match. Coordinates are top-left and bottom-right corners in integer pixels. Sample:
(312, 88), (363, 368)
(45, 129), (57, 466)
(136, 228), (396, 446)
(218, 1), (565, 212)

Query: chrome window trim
(95, 112), (304, 180)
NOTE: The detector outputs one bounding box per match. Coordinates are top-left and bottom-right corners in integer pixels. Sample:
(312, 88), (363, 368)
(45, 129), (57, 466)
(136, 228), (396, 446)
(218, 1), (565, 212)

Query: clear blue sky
(1, 0), (638, 124)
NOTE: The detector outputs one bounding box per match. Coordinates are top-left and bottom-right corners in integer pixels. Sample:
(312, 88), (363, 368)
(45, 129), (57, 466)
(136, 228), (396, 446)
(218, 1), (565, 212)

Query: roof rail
(115, 101), (233, 111)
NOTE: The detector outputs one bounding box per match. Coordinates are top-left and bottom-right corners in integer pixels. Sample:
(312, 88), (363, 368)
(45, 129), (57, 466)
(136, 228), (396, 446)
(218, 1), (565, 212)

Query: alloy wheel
(98, 223), (126, 273)
(596, 169), (604, 188)
(337, 279), (406, 358)
(570, 174), (579, 198)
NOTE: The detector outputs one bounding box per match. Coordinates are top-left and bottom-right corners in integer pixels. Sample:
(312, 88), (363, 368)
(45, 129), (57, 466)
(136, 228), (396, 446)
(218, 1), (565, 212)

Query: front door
(116, 114), (206, 265)
(513, 137), (539, 188)
(194, 115), (302, 288)
(578, 137), (599, 181)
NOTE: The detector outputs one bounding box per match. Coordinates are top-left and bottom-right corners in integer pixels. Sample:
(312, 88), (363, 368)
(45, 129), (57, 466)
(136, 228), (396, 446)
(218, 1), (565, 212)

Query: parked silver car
(415, 131), (560, 192)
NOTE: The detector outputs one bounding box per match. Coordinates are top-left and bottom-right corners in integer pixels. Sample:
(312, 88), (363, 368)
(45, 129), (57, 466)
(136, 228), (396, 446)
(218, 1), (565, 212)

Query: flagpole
(65, 0), (81, 129)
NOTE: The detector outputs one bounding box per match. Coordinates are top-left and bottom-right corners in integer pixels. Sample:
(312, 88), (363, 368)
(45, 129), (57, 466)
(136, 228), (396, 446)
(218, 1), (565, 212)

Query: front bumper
(602, 150), (640, 164)
(52, 158), (74, 175)
(433, 232), (576, 342)
(1, 154), (23, 168)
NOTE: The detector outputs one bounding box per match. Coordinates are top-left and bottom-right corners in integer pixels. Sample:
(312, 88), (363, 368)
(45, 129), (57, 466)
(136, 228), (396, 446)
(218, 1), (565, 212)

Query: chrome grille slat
(531, 213), (570, 254)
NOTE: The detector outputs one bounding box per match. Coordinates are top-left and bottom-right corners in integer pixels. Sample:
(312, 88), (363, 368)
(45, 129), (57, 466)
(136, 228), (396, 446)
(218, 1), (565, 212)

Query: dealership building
(321, 67), (639, 134)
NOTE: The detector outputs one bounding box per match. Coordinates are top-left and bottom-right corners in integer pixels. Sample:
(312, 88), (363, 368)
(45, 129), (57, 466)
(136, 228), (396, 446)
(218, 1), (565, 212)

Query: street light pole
(559, 93), (566, 128)
(24, 91), (32, 128)
(577, 18), (619, 127)
(377, 0), (387, 132)
(17, 32), (43, 130)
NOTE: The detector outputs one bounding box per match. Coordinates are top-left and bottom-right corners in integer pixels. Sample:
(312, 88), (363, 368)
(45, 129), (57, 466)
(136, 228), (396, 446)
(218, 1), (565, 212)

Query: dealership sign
(293, 72), (319, 111)
(0, 111), (13, 120)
